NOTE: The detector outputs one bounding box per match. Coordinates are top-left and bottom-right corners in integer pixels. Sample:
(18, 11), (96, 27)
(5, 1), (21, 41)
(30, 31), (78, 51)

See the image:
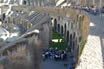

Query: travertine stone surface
(76, 13), (104, 69)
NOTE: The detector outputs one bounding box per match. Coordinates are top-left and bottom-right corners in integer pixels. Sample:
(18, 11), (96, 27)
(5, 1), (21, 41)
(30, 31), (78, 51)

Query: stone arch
(58, 24), (60, 32)
(70, 34), (72, 41)
(51, 18), (53, 20)
(73, 32), (76, 40)
(61, 25), (63, 35)
(3, 13), (5, 21)
(70, 34), (72, 46)
(76, 45), (79, 64)
(77, 45), (79, 61)
(64, 24), (66, 35)
(54, 19), (57, 30)
(24, 1), (27, 5)
(66, 31), (69, 42)
(0, 18), (1, 21)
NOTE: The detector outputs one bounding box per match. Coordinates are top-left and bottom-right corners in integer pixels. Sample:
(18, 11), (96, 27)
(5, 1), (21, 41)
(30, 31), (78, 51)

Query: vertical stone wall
(52, 15), (81, 63)
(0, 28), (50, 69)
(37, 7), (90, 64)
(0, 40), (32, 69)
(0, 14), (51, 69)
(13, 6), (90, 42)
(11, 6), (90, 68)
(39, 23), (51, 50)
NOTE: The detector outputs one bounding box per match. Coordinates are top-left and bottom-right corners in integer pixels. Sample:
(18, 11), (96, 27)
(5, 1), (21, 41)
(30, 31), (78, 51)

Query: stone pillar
(29, 35), (42, 69)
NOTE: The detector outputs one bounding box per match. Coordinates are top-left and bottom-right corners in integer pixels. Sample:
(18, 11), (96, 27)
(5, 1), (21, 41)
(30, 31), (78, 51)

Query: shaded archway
(77, 45), (79, 62)
(70, 34), (72, 46)
(66, 31), (69, 42)
(3, 13), (5, 21)
(70, 34), (72, 41)
(54, 19), (57, 30)
(73, 32), (76, 40)
(58, 24), (60, 32)
(24, 1), (27, 5)
(61, 26), (63, 35)
(64, 24), (66, 35)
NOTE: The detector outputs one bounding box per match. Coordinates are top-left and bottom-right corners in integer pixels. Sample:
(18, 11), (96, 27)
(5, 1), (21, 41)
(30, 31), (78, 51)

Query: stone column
(29, 35), (42, 69)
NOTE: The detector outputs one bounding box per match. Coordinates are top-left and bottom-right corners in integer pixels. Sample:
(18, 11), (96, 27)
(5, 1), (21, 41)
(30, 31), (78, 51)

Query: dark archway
(70, 34), (72, 41)
(77, 45), (79, 61)
(54, 19), (57, 30)
(24, 1), (27, 5)
(51, 18), (53, 20)
(66, 31), (69, 42)
(64, 24), (66, 35)
(61, 26), (63, 35)
(58, 24), (60, 32)
(3, 13), (5, 21)
(70, 34), (72, 46)
(73, 32), (76, 40)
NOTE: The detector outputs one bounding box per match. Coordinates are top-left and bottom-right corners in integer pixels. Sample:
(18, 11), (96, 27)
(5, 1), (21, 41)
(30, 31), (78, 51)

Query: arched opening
(58, 24), (60, 32)
(51, 18), (53, 20)
(64, 24), (66, 35)
(70, 34), (72, 46)
(61, 26), (63, 35)
(54, 19), (57, 30)
(73, 32), (76, 40)
(0, 19), (1, 21)
(24, 1), (27, 5)
(75, 43), (79, 64)
(3, 13), (5, 21)
(66, 31), (69, 42)
(77, 45), (79, 62)
(70, 34), (72, 41)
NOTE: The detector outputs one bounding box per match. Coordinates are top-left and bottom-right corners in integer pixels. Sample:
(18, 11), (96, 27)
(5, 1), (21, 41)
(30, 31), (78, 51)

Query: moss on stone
(80, 40), (86, 56)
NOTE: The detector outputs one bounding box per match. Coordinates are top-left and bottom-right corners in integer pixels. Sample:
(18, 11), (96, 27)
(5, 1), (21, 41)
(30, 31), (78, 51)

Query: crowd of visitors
(42, 47), (68, 61)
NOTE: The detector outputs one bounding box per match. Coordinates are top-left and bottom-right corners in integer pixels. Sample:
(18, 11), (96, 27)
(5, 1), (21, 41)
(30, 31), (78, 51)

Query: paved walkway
(76, 13), (104, 69)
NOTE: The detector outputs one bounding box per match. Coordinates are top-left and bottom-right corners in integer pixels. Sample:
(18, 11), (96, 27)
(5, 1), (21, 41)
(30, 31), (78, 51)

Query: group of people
(42, 47), (68, 61)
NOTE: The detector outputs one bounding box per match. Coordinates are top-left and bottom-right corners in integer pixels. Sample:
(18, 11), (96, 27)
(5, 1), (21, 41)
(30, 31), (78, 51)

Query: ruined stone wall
(52, 15), (81, 63)
(43, 8), (90, 64)
(33, 7), (90, 64)
(11, 6), (90, 68)
(39, 23), (52, 50)
(0, 40), (32, 69)
(0, 15), (51, 69)
(0, 33), (48, 69)
(13, 6), (90, 41)
(78, 0), (104, 7)
(29, 0), (56, 7)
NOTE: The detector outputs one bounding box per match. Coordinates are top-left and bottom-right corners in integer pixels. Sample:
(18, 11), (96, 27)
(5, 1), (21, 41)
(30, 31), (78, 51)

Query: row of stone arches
(52, 12), (88, 64)
(54, 18), (76, 46)
(54, 19), (65, 35)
